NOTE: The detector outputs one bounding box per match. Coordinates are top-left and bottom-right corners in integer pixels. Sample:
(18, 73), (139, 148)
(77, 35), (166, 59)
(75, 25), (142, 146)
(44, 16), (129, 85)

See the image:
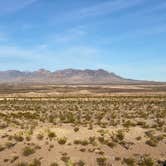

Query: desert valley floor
(0, 84), (166, 166)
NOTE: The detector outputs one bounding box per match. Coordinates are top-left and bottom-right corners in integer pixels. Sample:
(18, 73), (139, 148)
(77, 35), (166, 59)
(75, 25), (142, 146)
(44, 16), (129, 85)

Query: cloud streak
(0, 0), (38, 15)
(54, 26), (87, 43)
(53, 0), (146, 22)
(78, 0), (143, 17)
(101, 23), (166, 45)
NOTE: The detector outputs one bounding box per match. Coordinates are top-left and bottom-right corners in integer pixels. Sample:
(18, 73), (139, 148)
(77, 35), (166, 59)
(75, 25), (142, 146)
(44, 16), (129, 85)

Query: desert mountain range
(0, 69), (150, 84)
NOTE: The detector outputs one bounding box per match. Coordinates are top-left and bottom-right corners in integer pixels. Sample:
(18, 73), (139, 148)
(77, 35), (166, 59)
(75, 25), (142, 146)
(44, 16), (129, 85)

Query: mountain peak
(35, 69), (51, 74)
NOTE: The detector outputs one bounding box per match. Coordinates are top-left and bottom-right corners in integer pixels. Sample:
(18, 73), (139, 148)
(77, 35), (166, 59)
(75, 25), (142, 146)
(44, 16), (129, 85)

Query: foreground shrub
(29, 159), (41, 166)
(50, 162), (59, 166)
(48, 131), (56, 139)
(96, 157), (107, 166)
(123, 157), (135, 166)
(138, 156), (154, 166)
(22, 146), (35, 156)
(74, 127), (79, 132)
(58, 137), (67, 145)
(16, 162), (28, 166)
(145, 138), (158, 147)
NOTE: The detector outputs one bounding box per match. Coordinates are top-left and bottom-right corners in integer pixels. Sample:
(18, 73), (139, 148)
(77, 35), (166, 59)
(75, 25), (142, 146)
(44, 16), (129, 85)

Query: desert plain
(0, 84), (166, 166)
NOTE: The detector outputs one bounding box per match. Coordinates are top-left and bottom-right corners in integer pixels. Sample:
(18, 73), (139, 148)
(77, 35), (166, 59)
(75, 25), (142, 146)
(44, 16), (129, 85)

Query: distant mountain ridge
(0, 69), (146, 84)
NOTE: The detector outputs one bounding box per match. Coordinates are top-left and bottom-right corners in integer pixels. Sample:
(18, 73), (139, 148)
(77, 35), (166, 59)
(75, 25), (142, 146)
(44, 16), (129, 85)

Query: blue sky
(0, 0), (166, 81)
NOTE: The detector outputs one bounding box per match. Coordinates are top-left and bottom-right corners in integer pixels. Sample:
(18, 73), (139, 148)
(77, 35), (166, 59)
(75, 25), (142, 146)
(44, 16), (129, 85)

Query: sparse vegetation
(0, 91), (165, 166)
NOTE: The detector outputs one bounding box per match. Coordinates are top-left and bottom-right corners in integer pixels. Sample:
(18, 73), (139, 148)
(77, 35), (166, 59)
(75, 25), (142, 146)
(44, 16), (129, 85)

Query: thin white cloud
(0, 0), (38, 14)
(113, 1), (166, 24)
(101, 23), (166, 45)
(0, 43), (100, 61)
(79, 0), (142, 17)
(135, 1), (166, 15)
(49, 26), (87, 43)
(0, 44), (102, 72)
(0, 44), (50, 59)
(54, 0), (146, 22)
(0, 45), (35, 57)
(52, 45), (102, 68)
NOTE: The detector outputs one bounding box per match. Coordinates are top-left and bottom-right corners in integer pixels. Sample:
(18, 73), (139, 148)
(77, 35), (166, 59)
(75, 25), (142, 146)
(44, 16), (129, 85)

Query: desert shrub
(80, 140), (89, 146)
(65, 112), (75, 123)
(145, 138), (158, 147)
(4, 158), (9, 163)
(50, 162), (59, 166)
(115, 157), (121, 161)
(37, 133), (44, 140)
(0, 145), (5, 151)
(123, 120), (135, 128)
(48, 131), (56, 139)
(0, 122), (8, 129)
(8, 135), (13, 140)
(116, 130), (124, 141)
(34, 144), (41, 150)
(10, 155), (19, 163)
(98, 136), (105, 144)
(48, 115), (56, 124)
(14, 134), (24, 142)
(123, 157), (135, 166)
(157, 160), (166, 166)
(29, 159), (41, 166)
(22, 146), (35, 156)
(58, 137), (67, 145)
(25, 136), (31, 141)
(49, 144), (54, 149)
(80, 148), (86, 152)
(73, 139), (88, 146)
(16, 162), (28, 166)
(88, 123), (93, 130)
(138, 156), (154, 166)
(97, 129), (108, 135)
(137, 121), (146, 127)
(155, 134), (164, 141)
(61, 155), (70, 163)
(106, 141), (116, 148)
(74, 127), (79, 132)
(74, 160), (85, 166)
(5, 141), (15, 149)
(89, 136), (96, 145)
(74, 140), (81, 144)
(145, 130), (154, 138)
(136, 136), (142, 141)
(96, 157), (107, 166)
